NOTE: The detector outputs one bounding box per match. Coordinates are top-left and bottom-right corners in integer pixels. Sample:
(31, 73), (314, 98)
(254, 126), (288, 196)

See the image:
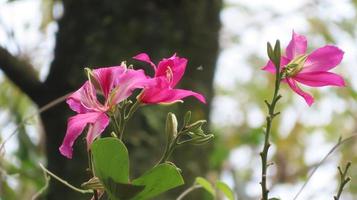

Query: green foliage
(195, 177), (215, 196)
(216, 181), (235, 200)
(91, 138), (130, 184)
(195, 177), (235, 200)
(91, 137), (184, 200)
(131, 163), (184, 200)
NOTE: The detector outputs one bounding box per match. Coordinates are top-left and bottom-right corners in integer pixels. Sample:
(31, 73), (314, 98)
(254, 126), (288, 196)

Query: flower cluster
(59, 53), (206, 159)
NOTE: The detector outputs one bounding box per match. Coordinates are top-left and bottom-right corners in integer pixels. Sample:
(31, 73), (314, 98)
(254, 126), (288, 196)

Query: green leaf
(92, 138), (129, 183)
(216, 181), (234, 200)
(92, 138), (144, 200)
(132, 163), (184, 200)
(92, 138), (184, 200)
(195, 177), (215, 196)
(105, 180), (144, 200)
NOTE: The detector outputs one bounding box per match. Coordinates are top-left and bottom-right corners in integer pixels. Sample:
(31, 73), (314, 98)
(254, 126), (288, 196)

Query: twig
(39, 163), (93, 194)
(293, 135), (357, 200)
(334, 162), (352, 200)
(0, 93), (70, 153)
(31, 168), (51, 200)
(176, 184), (202, 200)
(260, 40), (282, 200)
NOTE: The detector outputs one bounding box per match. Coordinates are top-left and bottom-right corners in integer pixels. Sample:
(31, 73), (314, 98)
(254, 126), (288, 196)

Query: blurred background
(0, 0), (357, 199)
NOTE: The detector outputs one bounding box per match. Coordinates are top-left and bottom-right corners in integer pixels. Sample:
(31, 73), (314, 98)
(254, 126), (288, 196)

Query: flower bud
(165, 113), (178, 144)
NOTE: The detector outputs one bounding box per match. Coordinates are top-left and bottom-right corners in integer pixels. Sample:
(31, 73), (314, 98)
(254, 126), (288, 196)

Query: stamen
(283, 54), (308, 77)
(166, 67), (174, 84)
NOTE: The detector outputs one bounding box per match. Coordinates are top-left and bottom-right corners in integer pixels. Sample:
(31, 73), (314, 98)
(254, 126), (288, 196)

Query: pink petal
(79, 82), (106, 112)
(59, 112), (106, 159)
(133, 53), (157, 71)
(66, 87), (90, 114)
(140, 87), (206, 104)
(286, 78), (314, 106)
(86, 113), (110, 149)
(111, 69), (153, 104)
(285, 31), (307, 60)
(262, 56), (290, 73)
(293, 71), (346, 87)
(92, 66), (126, 98)
(300, 45), (344, 73)
(156, 54), (187, 87)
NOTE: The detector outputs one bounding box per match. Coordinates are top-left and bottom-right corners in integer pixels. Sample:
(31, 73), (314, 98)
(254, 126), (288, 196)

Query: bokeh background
(0, 0), (357, 199)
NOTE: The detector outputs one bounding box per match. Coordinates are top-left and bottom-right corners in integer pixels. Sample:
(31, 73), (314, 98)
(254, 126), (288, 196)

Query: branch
(334, 162), (352, 200)
(293, 135), (357, 200)
(0, 46), (44, 103)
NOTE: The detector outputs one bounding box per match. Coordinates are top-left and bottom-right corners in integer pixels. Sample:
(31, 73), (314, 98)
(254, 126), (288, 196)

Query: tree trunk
(39, 0), (220, 199)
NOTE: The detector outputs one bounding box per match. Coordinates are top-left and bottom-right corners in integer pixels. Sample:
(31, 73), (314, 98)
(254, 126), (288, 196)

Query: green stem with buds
(334, 162), (352, 200)
(260, 40), (282, 200)
(118, 100), (141, 139)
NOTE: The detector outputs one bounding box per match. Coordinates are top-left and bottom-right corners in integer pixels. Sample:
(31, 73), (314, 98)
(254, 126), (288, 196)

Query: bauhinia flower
(262, 31), (345, 106)
(59, 66), (150, 159)
(133, 53), (206, 104)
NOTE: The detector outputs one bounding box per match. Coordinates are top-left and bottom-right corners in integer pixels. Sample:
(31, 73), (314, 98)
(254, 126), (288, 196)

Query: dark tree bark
(0, 0), (221, 199)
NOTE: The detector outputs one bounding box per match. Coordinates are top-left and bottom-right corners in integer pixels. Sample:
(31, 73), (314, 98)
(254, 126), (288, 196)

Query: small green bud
(81, 177), (104, 190)
(186, 120), (206, 131)
(183, 111), (192, 127)
(165, 112), (178, 143)
(267, 42), (274, 62)
(273, 40), (281, 66)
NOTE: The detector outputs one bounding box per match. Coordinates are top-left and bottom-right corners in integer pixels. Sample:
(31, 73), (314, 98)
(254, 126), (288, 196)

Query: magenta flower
(59, 66), (150, 159)
(262, 31), (345, 106)
(133, 53), (206, 104)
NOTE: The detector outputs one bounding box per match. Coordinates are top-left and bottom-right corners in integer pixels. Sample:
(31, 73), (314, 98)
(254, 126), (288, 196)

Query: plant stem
(111, 115), (121, 137)
(118, 100), (141, 139)
(176, 184), (202, 200)
(334, 162), (352, 200)
(293, 135), (357, 200)
(157, 143), (175, 165)
(87, 151), (99, 200)
(31, 169), (50, 200)
(260, 47), (282, 200)
(39, 163), (93, 194)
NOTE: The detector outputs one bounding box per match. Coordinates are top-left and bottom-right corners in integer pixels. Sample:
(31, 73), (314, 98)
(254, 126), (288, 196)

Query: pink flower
(262, 31), (345, 106)
(133, 53), (206, 104)
(59, 66), (150, 159)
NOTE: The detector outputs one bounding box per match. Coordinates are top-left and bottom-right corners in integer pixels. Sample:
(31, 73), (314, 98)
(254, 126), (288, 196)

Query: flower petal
(133, 53), (157, 71)
(80, 81), (107, 111)
(111, 69), (153, 104)
(59, 112), (104, 159)
(140, 86), (206, 104)
(86, 113), (109, 148)
(301, 45), (344, 73)
(286, 78), (314, 106)
(156, 54), (187, 87)
(92, 66), (126, 98)
(285, 31), (307, 60)
(261, 56), (290, 73)
(293, 71), (346, 87)
(66, 87), (90, 114)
